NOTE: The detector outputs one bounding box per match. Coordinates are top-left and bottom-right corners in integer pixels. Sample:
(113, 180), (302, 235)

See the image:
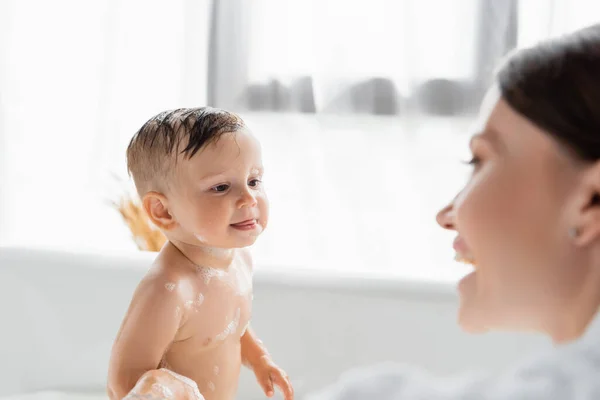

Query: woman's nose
(436, 202), (456, 230)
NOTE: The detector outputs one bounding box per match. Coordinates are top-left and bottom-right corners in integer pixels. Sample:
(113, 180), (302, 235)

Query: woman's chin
(457, 270), (477, 294)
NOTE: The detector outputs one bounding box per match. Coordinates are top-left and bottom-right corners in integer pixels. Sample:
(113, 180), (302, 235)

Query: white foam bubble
(159, 368), (203, 400)
(207, 381), (216, 392)
(193, 240), (233, 259)
(196, 265), (227, 285)
(151, 383), (174, 398)
(205, 247), (230, 257)
(165, 282), (176, 292)
(215, 307), (241, 341)
(240, 320), (250, 337)
(183, 293), (205, 313)
(213, 365), (219, 376)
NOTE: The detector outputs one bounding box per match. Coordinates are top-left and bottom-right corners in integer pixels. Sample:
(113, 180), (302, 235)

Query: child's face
(168, 129), (268, 249)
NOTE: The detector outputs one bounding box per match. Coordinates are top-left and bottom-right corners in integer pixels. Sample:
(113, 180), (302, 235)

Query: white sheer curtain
(245, 0), (480, 109)
(518, 0), (600, 47)
(0, 0), (211, 250)
(1, 0), (598, 279)
(209, 0), (512, 115)
(248, 0), (478, 83)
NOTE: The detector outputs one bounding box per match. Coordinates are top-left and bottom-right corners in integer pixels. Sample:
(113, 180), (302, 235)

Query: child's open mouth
(230, 219), (257, 231)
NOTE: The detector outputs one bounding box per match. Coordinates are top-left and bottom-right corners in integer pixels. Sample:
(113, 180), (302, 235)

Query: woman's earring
(568, 227), (580, 239)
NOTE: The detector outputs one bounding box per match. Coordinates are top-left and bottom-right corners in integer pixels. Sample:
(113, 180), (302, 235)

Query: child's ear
(572, 162), (600, 247)
(143, 191), (177, 231)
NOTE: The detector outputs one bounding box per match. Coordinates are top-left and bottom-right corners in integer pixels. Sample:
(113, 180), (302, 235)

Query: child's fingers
(258, 373), (275, 397)
(272, 371), (294, 400)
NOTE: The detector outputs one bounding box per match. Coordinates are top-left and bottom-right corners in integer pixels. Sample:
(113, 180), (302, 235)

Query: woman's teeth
(454, 252), (477, 267)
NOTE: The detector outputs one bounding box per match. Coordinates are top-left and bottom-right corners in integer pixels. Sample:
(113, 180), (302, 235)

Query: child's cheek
(259, 197), (269, 230)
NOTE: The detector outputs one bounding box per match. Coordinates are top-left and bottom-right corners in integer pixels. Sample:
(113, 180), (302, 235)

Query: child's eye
(211, 184), (230, 193)
(248, 179), (261, 188)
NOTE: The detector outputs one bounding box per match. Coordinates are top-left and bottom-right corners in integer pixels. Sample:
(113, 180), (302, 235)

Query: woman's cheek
(455, 176), (502, 256)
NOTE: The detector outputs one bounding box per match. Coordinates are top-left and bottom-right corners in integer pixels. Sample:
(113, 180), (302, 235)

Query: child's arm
(240, 325), (269, 365)
(239, 248), (293, 398)
(241, 327), (293, 399)
(107, 276), (184, 400)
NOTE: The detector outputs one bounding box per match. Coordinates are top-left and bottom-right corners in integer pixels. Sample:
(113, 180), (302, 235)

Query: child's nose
(237, 189), (257, 208)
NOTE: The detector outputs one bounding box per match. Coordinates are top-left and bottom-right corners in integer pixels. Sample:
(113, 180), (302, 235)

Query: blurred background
(2, 1), (600, 399)
(1, 0), (599, 279)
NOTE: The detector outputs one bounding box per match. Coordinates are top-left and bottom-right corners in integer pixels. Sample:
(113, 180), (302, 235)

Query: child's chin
(241, 236), (260, 246)
(231, 235), (260, 247)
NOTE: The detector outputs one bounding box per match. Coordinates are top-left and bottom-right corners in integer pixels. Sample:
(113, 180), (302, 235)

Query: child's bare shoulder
(148, 249), (200, 293)
(133, 247), (199, 307)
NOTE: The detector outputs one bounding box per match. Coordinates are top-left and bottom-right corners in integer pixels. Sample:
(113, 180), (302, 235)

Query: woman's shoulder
(304, 330), (600, 400)
(304, 362), (441, 400)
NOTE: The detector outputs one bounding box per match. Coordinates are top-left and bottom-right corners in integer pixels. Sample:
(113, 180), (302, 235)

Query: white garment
(305, 317), (600, 400)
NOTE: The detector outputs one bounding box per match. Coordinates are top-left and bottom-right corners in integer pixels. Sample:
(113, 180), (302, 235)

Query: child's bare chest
(163, 265), (253, 398)
(178, 261), (253, 350)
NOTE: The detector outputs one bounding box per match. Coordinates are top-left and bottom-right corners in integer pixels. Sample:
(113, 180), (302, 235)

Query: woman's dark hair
(498, 24), (600, 161)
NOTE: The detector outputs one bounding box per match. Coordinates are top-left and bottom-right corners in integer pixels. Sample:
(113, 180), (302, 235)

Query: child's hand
(252, 355), (294, 400)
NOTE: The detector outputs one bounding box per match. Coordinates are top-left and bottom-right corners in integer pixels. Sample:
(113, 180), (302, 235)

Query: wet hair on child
(126, 107), (246, 195)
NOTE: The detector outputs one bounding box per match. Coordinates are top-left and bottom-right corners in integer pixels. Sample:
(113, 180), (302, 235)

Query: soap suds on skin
(215, 308), (241, 341)
(151, 383), (174, 398)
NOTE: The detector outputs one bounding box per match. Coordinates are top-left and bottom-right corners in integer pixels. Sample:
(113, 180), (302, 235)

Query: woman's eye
(468, 156), (481, 166)
(211, 184), (230, 193)
(248, 179), (261, 188)
(462, 156), (481, 168)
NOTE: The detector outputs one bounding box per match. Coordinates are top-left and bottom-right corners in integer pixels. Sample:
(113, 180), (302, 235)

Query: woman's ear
(571, 162), (600, 246)
(142, 191), (178, 231)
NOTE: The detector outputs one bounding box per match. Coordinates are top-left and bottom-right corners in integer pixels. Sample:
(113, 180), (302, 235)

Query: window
(0, 0), (596, 280)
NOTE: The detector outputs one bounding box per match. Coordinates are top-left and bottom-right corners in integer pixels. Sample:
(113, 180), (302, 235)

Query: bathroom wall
(0, 247), (550, 399)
